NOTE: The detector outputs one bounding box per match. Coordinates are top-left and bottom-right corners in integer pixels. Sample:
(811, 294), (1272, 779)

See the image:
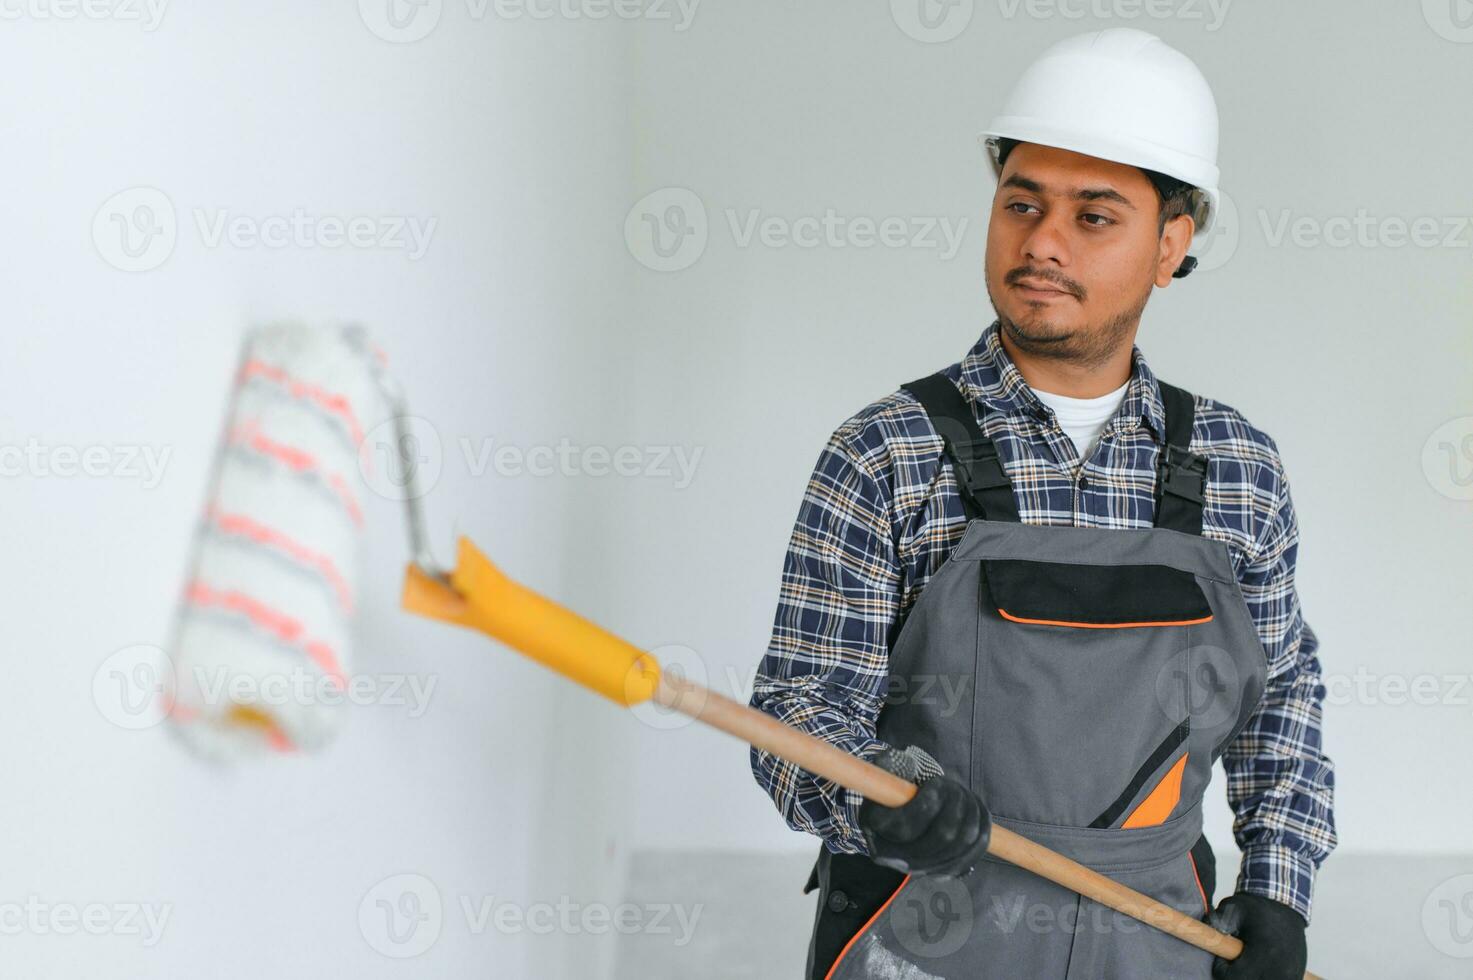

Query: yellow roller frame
(402, 536), (661, 706)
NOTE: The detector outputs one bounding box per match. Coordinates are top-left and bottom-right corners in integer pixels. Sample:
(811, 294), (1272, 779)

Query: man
(749, 28), (1336, 979)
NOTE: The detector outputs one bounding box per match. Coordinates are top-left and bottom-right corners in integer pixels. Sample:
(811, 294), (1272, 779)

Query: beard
(988, 279), (1150, 371)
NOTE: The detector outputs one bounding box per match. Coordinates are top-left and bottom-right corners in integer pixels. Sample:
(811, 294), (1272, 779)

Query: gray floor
(614, 849), (1473, 979)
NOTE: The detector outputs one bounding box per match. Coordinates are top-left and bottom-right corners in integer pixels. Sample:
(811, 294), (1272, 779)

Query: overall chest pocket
(972, 558), (1213, 828)
(984, 558), (1213, 629)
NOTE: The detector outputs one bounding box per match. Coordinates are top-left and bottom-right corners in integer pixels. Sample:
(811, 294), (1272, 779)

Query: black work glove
(1208, 893), (1308, 979)
(857, 745), (991, 878)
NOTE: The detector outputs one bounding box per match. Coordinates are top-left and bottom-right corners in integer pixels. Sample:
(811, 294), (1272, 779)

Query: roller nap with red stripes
(166, 323), (388, 761)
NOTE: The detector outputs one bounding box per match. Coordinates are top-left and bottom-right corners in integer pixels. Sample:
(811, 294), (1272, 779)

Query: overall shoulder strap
(1154, 380), (1206, 535)
(900, 372), (1020, 523)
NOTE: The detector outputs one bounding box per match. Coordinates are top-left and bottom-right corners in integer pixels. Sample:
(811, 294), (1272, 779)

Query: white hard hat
(980, 28), (1220, 263)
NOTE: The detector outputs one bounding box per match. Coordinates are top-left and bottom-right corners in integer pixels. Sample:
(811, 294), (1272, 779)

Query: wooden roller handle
(653, 672), (1323, 980)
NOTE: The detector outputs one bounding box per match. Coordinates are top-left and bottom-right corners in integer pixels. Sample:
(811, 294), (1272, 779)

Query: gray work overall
(806, 372), (1269, 979)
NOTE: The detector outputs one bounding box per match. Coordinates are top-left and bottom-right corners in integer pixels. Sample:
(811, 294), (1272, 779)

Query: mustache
(1008, 269), (1081, 297)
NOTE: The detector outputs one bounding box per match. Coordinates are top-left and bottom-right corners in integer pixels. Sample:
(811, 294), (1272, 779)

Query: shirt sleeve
(748, 426), (903, 854)
(1222, 449), (1338, 924)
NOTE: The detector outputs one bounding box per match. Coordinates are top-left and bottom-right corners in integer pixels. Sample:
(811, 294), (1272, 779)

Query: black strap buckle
(1158, 444), (1207, 506)
(955, 439), (1010, 497)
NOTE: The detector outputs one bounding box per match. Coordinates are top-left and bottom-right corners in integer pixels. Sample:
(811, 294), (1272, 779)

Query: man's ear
(1155, 213), (1196, 286)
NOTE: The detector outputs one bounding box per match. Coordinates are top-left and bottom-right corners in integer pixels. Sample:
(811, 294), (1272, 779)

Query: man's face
(983, 141), (1194, 366)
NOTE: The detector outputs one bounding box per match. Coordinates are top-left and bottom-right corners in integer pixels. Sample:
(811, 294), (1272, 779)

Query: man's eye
(1007, 202), (1038, 215)
(1082, 213), (1115, 227)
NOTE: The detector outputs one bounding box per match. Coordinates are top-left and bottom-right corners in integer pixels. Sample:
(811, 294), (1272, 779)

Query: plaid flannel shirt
(748, 319), (1337, 923)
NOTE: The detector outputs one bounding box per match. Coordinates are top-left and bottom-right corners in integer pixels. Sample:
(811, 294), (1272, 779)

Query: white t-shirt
(1029, 379), (1130, 461)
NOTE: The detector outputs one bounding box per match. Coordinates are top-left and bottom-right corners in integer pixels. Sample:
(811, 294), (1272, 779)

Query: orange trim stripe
(1121, 753), (1189, 829)
(823, 875), (911, 980)
(1188, 851), (1210, 916)
(997, 608), (1213, 629)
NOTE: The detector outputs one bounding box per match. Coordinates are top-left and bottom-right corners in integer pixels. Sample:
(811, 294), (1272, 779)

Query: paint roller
(166, 322), (1321, 976)
(166, 322), (390, 759)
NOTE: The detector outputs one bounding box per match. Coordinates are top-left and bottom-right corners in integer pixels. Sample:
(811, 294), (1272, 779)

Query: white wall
(1, 5), (639, 978)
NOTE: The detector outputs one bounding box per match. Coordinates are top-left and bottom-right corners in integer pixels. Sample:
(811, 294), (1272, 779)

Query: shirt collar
(957, 319), (1168, 442)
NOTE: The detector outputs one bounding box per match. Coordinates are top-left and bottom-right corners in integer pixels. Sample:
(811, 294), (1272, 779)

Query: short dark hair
(992, 136), (1195, 237)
